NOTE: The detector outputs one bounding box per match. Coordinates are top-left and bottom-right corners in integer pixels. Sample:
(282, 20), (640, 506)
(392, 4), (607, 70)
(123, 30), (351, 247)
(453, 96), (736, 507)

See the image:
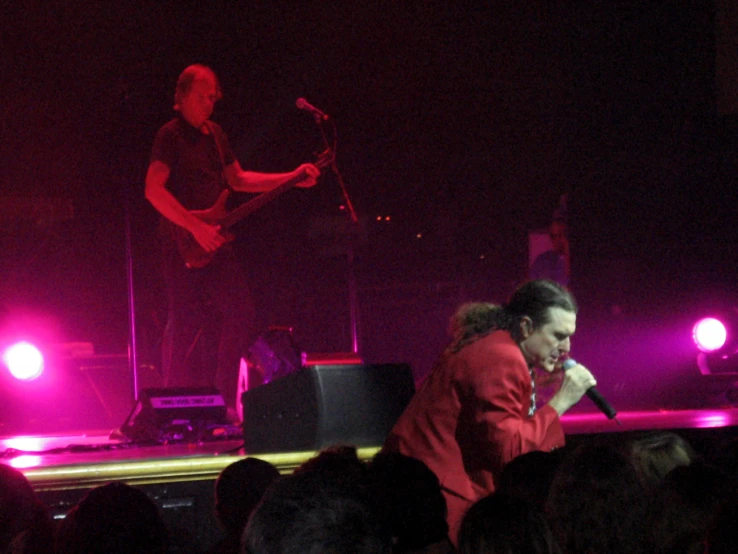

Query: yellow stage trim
(23, 447), (382, 490)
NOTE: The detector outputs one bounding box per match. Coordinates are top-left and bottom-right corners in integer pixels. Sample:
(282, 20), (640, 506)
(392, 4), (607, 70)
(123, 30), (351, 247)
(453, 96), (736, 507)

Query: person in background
(145, 64), (319, 420)
(242, 447), (390, 554)
(207, 457), (281, 554)
(0, 464), (54, 554)
(530, 219), (570, 287)
(369, 451), (455, 553)
(546, 441), (649, 554)
(55, 482), (167, 554)
(458, 493), (561, 554)
(628, 431), (695, 492)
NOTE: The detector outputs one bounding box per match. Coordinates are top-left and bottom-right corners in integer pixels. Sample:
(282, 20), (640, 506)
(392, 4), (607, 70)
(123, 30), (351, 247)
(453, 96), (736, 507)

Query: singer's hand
(294, 163), (320, 188)
(547, 362), (597, 416)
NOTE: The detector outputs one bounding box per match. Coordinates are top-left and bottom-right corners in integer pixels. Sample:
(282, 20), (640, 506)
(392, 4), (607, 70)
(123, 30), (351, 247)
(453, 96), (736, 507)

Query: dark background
(1, 1), (737, 414)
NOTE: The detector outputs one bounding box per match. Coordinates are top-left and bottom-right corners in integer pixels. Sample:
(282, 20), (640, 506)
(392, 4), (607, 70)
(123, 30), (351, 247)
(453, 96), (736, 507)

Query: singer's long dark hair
(449, 280), (577, 353)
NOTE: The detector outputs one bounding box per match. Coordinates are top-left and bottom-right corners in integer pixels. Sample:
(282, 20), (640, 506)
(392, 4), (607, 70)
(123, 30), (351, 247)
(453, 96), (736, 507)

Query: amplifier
(241, 363), (415, 453)
(118, 387), (229, 442)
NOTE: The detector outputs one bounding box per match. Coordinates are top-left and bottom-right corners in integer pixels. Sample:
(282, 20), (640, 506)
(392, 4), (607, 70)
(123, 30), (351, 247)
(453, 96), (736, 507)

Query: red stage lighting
(2, 341), (44, 381)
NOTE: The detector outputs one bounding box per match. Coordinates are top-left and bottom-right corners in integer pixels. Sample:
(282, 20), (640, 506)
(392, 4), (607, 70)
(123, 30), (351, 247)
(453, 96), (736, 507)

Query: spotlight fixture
(693, 317), (728, 353)
(694, 309), (738, 375)
(2, 341), (45, 381)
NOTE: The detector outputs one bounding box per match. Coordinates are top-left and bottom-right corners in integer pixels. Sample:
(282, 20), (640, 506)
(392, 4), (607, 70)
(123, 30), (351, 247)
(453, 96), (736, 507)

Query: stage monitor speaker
(241, 363), (415, 453)
(118, 387), (229, 442)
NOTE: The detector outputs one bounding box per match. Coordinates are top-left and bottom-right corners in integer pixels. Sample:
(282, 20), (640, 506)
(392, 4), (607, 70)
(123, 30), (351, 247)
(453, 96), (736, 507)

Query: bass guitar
(173, 148), (333, 269)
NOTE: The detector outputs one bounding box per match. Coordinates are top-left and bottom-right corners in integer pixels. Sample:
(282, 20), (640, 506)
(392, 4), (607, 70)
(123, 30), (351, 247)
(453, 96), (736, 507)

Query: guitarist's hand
(189, 218), (227, 253)
(294, 163), (321, 188)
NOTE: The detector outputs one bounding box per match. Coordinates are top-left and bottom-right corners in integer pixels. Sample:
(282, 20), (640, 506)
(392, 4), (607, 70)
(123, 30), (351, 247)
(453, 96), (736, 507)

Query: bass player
(145, 64), (320, 422)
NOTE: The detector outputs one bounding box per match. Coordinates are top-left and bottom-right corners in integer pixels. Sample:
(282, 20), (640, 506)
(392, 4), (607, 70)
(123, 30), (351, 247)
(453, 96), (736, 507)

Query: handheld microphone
(562, 359), (619, 422)
(296, 98), (329, 120)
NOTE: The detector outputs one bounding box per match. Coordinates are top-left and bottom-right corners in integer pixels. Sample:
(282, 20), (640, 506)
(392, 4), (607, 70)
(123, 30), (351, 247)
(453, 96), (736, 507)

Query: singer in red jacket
(383, 280), (596, 544)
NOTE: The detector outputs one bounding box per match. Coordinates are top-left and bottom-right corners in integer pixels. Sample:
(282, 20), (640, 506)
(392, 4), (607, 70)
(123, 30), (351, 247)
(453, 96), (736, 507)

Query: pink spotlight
(2, 341), (44, 380)
(693, 318), (728, 353)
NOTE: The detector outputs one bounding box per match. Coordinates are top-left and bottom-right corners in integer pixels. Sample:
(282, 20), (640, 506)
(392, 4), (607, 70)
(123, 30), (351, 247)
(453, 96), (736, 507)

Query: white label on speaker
(150, 395), (225, 408)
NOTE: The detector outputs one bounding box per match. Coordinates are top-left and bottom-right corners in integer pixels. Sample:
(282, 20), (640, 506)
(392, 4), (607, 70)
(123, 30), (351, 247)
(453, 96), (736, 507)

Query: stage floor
(3, 406), (738, 489)
(0, 430), (384, 491)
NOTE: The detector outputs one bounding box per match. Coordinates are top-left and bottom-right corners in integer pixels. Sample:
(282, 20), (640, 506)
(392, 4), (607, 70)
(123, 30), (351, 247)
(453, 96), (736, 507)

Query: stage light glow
(8, 455), (43, 469)
(3, 436), (47, 451)
(693, 318), (727, 353)
(693, 411), (731, 428)
(3, 341), (44, 380)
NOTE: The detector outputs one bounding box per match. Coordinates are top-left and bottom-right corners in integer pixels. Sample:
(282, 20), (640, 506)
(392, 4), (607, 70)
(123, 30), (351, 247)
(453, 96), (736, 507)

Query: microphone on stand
(562, 359), (620, 424)
(296, 97), (329, 120)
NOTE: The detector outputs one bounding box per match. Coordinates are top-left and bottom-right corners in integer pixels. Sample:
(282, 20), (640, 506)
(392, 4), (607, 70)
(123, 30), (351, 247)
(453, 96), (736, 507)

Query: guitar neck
(219, 173), (304, 230)
(218, 150), (331, 230)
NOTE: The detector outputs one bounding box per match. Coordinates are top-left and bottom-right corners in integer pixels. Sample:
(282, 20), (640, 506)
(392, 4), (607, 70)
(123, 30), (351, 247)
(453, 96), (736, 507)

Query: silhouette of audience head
(647, 461), (737, 554)
(628, 431), (695, 491)
(709, 435), (738, 478)
(214, 457), (281, 541)
(292, 444), (367, 480)
(0, 464), (53, 554)
(497, 450), (562, 510)
(369, 451), (452, 553)
(243, 445), (391, 554)
(292, 444), (376, 501)
(56, 481), (167, 554)
(458, 493), (561, 554)
(546, 441), (648, 554)
(706, 490), (738, 554)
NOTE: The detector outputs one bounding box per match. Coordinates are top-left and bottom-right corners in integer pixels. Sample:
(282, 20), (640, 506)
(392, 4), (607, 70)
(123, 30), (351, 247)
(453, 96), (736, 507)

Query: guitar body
(170, 148), (333, 269)
(170, 190), (235, 269)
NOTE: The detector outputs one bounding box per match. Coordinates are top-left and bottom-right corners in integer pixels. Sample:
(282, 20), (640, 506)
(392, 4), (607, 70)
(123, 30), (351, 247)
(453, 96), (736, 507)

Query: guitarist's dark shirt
(150, 116), (236, 211)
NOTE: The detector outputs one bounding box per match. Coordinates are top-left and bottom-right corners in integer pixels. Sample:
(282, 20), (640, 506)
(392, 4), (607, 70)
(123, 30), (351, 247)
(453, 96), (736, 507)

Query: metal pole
(124, 203), (139, 401)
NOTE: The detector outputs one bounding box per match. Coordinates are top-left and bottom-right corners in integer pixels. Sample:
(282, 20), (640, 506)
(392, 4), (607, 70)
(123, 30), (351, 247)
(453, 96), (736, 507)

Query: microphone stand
(332, 161), (360, 355)
(124, 201), (140, 401)
(115, 85), (140, 405)
(309, 110), (361, 355)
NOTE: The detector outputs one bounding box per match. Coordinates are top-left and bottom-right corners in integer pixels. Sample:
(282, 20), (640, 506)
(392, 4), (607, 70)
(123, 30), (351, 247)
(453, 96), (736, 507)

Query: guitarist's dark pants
(161, 244), (256, 413)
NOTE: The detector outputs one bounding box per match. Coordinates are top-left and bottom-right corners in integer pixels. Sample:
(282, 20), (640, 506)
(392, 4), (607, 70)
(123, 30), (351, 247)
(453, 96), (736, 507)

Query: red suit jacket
(384, 330), (564, 540)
